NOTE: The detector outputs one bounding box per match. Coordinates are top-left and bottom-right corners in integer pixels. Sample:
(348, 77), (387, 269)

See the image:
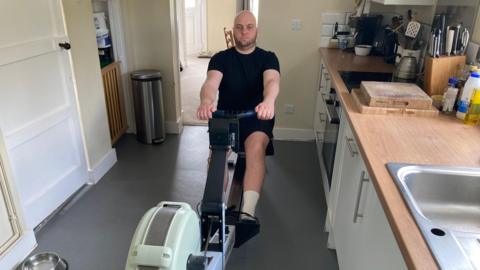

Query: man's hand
(197, 102), (217, 120)
(255, 101), (275, 120)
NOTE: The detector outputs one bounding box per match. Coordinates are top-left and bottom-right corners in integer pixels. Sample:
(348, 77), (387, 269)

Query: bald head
(234, 10), (257, 26)
(233, 10), (257, 52)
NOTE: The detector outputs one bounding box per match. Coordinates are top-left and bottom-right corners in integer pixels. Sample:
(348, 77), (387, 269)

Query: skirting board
(88, 148), (117, 184)
(0, 230), (36, 270)
(273, 128), (315, 141)
(166, 117), (183, 134)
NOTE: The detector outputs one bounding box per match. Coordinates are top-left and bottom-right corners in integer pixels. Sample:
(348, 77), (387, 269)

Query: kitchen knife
(446, 27), (454, 56)
(429, 31), (436, 57)
(460, 28), (470, 55)
(436, 29), (442, 57)
(440, 14), (446, 55)
(452, 24), (461, 55)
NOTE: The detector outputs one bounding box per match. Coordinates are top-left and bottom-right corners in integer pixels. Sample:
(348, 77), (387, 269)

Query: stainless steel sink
(388, 163), (480, 270)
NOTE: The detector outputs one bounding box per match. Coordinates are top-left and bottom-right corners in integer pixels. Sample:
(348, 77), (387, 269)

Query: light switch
(291, 19), (302, 31)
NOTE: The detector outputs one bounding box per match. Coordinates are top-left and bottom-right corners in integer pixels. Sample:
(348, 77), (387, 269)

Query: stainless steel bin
(131, 70), (165, 144)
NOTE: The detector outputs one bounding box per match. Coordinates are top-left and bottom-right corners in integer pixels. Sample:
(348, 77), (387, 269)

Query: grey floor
(29, 126), (338, 270)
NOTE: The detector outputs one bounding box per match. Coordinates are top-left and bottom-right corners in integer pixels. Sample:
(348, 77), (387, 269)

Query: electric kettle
(394, 55), (417, 80)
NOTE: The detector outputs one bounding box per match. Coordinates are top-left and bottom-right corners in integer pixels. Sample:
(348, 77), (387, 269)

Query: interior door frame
(107, 0), (135, 133)
(0, 128), (36, 270)
(200, 0), (207, 52)
(0, 130), (23, 256)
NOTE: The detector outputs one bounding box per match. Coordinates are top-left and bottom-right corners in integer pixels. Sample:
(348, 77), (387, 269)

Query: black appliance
(373, 26), (399, 64)
(320, 90), (340, 186)
(354, 15), (383, 46)
(382, 28), (398, 63)
(339, 71), (393, 92)
(319, 71), (394, 192)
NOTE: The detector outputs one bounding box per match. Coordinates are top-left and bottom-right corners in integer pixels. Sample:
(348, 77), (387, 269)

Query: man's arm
(255, 69), (280, 120)
(197, 70), (223, 120)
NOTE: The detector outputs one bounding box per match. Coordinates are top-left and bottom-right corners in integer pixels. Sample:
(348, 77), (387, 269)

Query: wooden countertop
(320, 48), (480, 270)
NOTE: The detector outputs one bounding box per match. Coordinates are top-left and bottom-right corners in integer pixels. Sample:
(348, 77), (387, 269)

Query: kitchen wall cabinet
(371, 0), (434, 5)
(329, 110), (407, 270)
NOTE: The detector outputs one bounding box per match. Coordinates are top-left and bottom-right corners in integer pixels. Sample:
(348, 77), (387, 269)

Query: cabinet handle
(318, 112), (326, 123)
(353, 171), (370, 223)
(320, 93), (328, 102)
(316, 131), (324, 144)
(346, 137), (359, 157)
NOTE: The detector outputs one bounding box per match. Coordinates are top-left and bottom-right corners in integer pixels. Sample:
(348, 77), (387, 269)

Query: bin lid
(131, 70), (162, 80)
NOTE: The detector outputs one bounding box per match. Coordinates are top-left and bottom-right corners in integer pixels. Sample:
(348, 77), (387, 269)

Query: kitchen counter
(320, 48), (480, 270)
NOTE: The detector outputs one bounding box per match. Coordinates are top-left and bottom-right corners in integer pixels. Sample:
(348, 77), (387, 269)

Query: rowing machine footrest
(234, 218), (260, 248)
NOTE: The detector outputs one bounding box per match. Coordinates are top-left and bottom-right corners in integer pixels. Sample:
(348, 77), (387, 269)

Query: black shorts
(238, 117), (275, 155)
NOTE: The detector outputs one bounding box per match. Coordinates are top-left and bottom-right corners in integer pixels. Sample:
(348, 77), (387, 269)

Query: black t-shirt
(208, 47), (280, 111)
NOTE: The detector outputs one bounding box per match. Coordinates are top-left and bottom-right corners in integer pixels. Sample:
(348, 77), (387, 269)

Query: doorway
(91, 0), (131, 142)
(178, 0), (238, 125)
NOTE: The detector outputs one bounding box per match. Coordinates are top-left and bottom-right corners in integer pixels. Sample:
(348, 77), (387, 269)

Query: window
(250, 0), (259, 21)
(185, 0), (196, 9)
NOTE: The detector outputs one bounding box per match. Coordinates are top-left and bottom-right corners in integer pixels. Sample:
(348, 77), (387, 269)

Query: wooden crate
(102, 62), (128, 144)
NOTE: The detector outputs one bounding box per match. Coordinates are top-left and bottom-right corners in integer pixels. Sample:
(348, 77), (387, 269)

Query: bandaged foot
(240, 190), (259, 221)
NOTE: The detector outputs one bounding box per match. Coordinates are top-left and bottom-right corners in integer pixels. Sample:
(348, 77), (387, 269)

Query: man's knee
(244, 132), (269, 154)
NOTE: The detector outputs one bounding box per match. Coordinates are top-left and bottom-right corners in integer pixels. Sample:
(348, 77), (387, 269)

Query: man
(197, 10), (280, 221)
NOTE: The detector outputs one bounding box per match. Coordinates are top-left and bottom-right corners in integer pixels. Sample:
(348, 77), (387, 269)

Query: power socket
(284, 104), (295, 114)
(291, 19), (302, 31)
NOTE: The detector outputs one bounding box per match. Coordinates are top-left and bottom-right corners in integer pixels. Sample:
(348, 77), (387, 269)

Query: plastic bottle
(442, 77), (458, 113)
(456, 72), (480, 120)
(464, 88), (480, 125)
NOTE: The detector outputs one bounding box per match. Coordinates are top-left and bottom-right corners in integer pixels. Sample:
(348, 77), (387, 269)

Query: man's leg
(241, 131), (269, 219)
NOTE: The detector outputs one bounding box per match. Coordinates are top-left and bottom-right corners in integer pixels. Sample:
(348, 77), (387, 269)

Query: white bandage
(241, 190), (260, 217)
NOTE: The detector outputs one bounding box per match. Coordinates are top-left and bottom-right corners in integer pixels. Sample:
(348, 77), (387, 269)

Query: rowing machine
(125, 110), (259, 270)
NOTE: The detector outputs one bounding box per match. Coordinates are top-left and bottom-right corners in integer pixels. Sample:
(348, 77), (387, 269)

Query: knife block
(424, 55), (466, 96)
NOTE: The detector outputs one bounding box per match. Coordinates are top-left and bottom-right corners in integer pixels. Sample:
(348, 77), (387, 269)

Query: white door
(185, 0), (204, 55)
(0, 0), (88, 229)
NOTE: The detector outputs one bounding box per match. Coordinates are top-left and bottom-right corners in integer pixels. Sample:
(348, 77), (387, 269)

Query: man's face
(233, 13), (257, 50)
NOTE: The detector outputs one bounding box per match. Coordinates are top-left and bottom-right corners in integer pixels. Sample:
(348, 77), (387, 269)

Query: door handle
(59, 42), (71, 50)
(345, 137), (359, 157)
(353, 171), (369, 223)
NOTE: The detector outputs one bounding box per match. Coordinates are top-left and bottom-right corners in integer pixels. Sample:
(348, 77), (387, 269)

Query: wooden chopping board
(359, 81), (432, 110)
(352, 88), (439, 117)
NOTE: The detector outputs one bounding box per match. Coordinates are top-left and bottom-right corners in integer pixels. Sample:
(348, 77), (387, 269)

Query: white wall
(207, 0), (237, 52)
(63, 0), (114, 173)
(121, 0), (182, 133)
(257, 0), (354, 130)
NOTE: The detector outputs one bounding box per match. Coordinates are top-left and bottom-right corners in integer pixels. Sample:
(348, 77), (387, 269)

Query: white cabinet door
(332, 119), (407, 270)
(356, 169), (408, 270)
(332, 123), (365, 270)
(0, 0), (88, 228)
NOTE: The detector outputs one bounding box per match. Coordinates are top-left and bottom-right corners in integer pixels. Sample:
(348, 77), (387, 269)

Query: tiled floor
(29, 126), (338, 270)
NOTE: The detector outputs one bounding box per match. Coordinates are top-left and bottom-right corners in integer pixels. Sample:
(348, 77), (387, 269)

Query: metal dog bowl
(21, 252), (68, 270)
